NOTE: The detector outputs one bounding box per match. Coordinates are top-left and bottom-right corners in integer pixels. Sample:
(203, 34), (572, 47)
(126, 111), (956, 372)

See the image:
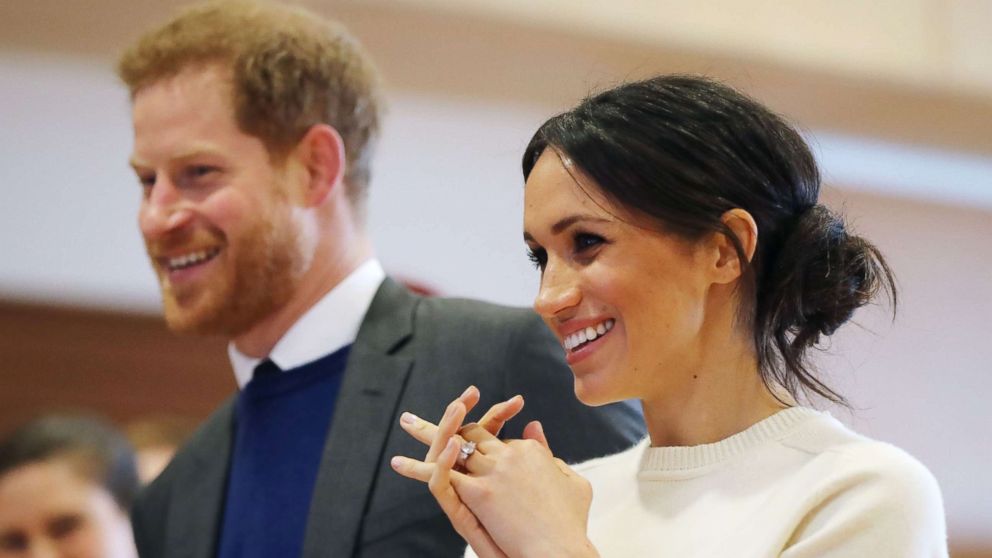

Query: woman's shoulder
(782, 410), (939, 488)
(780, 411), (946, 540)
(775, 411), (948, 554)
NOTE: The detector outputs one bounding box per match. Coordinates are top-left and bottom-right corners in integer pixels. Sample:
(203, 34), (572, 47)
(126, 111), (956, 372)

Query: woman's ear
(711, 208), (758, 284)
(294, 124), (345, 207)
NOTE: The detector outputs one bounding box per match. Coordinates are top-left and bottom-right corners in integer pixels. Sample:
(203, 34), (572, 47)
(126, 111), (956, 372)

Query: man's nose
(138, 178), (193, 240)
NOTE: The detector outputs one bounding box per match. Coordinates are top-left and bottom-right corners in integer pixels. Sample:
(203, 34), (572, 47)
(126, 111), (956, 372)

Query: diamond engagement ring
(457, 440), (477, 464)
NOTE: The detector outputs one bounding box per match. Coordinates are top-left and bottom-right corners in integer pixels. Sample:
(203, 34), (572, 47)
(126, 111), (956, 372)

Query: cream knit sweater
(574, 407), (948, 557)
(465, 407), (947, 557)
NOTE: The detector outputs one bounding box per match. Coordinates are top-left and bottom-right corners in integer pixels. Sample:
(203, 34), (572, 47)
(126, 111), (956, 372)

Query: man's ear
(294, 124), (345, 207)
(711, 208), (758, 284)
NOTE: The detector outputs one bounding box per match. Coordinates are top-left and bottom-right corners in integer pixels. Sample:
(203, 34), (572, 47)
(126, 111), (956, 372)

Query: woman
(391, 75), (947, 557)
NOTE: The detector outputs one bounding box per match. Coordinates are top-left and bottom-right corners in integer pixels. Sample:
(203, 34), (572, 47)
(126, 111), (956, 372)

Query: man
(0, 415), (140, 558)
(119, 2), (644, 557)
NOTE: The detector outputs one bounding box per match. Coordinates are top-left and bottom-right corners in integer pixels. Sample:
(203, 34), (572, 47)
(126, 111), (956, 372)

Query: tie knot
(253, 359), (282, 380)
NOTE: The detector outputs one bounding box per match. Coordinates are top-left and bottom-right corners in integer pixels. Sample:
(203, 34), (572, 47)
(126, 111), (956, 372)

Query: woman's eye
(574, 233), (604, 253)
(526, 247), (547, 271)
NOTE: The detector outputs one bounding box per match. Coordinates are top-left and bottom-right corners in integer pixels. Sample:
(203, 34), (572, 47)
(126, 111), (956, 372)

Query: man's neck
(232, 238), (373, 358)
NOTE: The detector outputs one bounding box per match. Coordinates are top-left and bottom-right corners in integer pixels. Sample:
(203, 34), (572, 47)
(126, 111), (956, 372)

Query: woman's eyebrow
(524, 214), (611, 242)
(551, 214), (611, 234)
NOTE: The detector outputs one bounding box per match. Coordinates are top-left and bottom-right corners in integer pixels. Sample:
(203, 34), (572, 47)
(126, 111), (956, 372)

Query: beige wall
(818, 187), (992, 548)
(368, 0), (992, 93)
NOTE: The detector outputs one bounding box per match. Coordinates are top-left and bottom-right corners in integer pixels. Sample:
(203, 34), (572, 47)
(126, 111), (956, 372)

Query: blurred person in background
(0, 415), (139, 558)
(116, 1), (643, 557)
(393, 75), (948, 557)
(124, 417), (197, 485)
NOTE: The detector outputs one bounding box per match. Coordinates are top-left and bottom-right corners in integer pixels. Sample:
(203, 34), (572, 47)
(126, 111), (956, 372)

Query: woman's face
(524, 150), (716, 406)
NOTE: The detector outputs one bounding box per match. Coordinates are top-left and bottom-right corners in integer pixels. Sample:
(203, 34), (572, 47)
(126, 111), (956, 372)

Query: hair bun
(766, 205), (895, 347)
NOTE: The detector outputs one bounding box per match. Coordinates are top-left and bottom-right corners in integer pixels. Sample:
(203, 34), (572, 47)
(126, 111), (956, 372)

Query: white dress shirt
(227, 259), (386, 388)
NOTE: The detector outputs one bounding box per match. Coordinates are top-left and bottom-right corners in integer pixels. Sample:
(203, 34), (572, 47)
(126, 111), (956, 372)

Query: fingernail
(460, 385), (475, 398)
(390, 456), (404, 469)
(400, 412), (417, 425)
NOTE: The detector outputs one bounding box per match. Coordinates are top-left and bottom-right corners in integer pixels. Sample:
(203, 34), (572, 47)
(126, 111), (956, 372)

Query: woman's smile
(559, 317), (616, 365)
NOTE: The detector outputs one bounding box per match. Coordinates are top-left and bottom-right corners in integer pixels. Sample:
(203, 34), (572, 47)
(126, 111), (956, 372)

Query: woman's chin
(573, 379), (620, 407)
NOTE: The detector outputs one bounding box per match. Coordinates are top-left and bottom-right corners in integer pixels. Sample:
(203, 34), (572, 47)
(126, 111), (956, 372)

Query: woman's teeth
(563, 319), (615, 351)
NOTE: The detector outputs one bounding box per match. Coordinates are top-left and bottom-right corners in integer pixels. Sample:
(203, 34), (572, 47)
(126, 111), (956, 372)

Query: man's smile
(161, 246), (222, 272)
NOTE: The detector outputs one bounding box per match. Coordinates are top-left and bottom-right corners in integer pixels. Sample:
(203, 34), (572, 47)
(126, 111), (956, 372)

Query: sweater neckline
(639, 406), (821, 475)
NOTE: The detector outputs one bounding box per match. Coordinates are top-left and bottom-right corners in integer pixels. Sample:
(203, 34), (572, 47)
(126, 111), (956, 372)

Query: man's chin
(161, 297), (233, 336)
(161, 295), (274, 338)
(162, 309), (222, 335)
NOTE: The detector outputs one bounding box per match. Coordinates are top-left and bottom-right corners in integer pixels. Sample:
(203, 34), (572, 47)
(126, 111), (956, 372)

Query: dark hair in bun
(522, 75), (896, 405)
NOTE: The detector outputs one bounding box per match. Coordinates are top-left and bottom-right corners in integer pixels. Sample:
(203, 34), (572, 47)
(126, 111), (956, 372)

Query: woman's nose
(533, 263), (581, 320)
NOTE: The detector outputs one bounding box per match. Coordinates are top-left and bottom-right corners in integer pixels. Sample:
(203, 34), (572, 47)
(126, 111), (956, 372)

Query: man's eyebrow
(128, 146), (223, 170)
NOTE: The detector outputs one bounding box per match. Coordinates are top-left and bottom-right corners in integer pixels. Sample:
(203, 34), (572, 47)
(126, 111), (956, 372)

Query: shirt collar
(227, 259), (386, 388)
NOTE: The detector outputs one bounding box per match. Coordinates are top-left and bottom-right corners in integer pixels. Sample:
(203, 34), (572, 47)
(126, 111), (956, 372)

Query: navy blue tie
(252, 359), (282, 380)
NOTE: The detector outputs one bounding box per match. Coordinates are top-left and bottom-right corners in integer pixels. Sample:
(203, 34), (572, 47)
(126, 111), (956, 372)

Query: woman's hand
(392, 387), (515, 558)
(392, 389), (599, 558)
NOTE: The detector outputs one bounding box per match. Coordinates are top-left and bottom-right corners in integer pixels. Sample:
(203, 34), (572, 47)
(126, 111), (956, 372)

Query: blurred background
(1, 0), (989, 554)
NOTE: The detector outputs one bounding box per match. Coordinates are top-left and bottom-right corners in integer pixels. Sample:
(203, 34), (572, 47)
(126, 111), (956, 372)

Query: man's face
(0, 459), (135, 558)
(130, 65), (306, 335)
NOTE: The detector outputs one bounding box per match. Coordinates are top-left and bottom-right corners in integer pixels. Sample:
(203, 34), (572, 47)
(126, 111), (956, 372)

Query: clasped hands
(390, 386), (599, 558)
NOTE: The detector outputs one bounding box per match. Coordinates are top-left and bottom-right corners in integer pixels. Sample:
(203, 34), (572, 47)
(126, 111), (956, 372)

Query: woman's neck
(640, 335), (789, 448)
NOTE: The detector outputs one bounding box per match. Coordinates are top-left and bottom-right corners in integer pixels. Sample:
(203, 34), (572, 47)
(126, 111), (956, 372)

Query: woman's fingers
(458, 422), (503, 455)
(398, 411), (439, 447)
(477, 394), (524, 436)
(521, 420), (550, 450)
(390, 455), (433, 482)
(429, 439), (474, 529)
(427, 439), (509, 558)
(399, 392), (523, 450)
(458, 385), (482, 415)
(425, 399), (467, 463)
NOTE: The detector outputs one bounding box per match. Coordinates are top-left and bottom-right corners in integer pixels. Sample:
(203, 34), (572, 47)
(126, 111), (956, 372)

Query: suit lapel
(302, 279), (418, 558)
(166, 399), (236, 558)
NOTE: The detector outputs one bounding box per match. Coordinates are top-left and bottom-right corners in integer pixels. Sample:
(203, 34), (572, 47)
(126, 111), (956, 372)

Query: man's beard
(153, 211), (304, 337)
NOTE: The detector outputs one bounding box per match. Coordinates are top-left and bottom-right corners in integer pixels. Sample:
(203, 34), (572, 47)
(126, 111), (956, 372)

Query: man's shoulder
(134, 397), (236, 507)
(362, 279), (548, 350)
(408, 296), (554, 358)
(414, 295), (541, 328)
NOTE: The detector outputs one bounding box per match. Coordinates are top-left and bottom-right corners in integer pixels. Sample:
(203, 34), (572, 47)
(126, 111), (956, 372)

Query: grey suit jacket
(131, 278), (644, 558)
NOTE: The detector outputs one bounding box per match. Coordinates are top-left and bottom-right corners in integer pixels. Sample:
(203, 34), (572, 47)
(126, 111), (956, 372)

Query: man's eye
(177, 165), (221, 189)
(137, 173), (155, 188)
(526, 247), (547, 271)
(188, 165), (218, 179)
